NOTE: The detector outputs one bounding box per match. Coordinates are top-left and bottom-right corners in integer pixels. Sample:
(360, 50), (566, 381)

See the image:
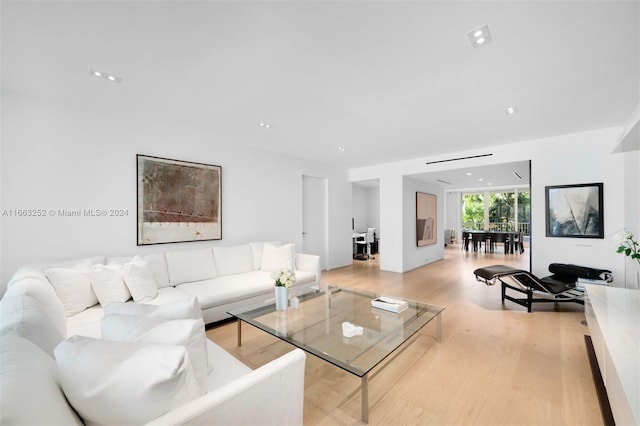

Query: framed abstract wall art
(137, 155), (222, 245)
(545, 182), (603, 238)
(416, 192), (437, 246)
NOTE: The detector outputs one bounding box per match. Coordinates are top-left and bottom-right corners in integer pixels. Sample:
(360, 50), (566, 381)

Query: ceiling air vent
(425, 153), (493, 165)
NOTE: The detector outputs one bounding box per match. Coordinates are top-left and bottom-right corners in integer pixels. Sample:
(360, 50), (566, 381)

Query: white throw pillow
(4, 276), (67, 338)
(1, 334), (83, 426)
(250, 241), (281, 270)
(103, 297), (203, 321)
(44, 266), (98, 316)
(122, 260), (158, 302)
(101, 315), (208, 396)
(54, 336), (200, 425)
(90, 263), (131, 306)
(0, 294), (65, 357)
(260, 243), (295, 272)
(133, 253), (171, 288)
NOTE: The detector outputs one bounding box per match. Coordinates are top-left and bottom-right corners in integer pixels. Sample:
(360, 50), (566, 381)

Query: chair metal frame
(473, 264), (610, 312)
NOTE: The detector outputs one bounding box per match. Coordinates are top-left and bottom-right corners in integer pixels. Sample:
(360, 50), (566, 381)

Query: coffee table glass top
(228, 285), (444, 377)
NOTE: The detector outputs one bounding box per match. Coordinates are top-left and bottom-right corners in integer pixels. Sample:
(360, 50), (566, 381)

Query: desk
(352, 233), (366, 256)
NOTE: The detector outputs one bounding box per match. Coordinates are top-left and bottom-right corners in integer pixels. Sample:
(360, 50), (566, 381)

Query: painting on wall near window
(545, 182), (603, 238)
(416, 192), (437, 246)
(137, 155), (222, 245)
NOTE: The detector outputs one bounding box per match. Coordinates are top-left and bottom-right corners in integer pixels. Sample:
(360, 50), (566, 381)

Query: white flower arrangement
(272, 268), (296, 287)
(613, 229), (640, 264)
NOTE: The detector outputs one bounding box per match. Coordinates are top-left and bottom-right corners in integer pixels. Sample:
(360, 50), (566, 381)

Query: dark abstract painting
(545, 183), (603, 238)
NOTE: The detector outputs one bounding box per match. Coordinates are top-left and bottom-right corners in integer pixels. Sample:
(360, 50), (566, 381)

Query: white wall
(378, 175), (404, 272)
(351, 126), (631, 286)
(403, 177), (444, 271)
(1, 94), (353, 287)
(622, 149), (640, 288)
(351, 185), (369, 233)
(351, 185), (380, 237)
(366, 187), (380, 239)
(445, 191), (461, 240)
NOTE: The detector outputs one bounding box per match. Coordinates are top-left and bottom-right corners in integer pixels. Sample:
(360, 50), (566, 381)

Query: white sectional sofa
(8, 241), (320, 336)
(0, 242), (318, 425)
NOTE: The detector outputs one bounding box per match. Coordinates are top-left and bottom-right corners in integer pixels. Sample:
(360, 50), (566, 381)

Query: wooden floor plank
(206, 245), (602, 425)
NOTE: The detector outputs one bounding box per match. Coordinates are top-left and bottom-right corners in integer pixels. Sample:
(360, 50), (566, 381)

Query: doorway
(302, 175), (328, 270)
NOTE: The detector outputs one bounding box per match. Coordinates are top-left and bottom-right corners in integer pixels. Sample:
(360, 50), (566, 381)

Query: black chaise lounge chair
(473, 263), (613, 312)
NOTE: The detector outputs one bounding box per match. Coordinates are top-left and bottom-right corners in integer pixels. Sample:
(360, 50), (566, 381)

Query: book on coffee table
(371, 296), (408, 313)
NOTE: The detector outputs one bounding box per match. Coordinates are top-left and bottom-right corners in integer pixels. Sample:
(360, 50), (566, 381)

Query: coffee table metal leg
(436, 313), (442, 342)
(237, 319), (242, 347)
(362, 374), (369, 423)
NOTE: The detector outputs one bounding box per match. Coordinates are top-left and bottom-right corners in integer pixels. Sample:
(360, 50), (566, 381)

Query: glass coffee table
(228, 285), (444, 423)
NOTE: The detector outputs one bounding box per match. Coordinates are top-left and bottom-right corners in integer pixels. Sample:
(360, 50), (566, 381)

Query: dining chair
(471, 232), (486, 252)
(461, 231), (469, 251)
(513, 232), (525, 253)
(489, 232), (509, 254)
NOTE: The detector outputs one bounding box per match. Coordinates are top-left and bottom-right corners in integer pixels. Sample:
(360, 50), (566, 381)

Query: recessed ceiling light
(466, 172), (472, 176)
(467, 25), (492, 48)
(89, 68), (121, 83)
(258, 122), (272, 128)
(478, 178), (484, 182)
(337, 147), (346, 152)
(505, 106), (519, 115)
(487, 182), (492, 186)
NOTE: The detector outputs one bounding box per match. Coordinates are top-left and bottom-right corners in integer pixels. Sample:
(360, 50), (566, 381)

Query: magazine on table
(371, 296), (409, 313)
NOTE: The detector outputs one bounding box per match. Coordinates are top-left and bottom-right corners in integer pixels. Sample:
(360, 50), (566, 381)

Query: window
(462, 190), (530, 235)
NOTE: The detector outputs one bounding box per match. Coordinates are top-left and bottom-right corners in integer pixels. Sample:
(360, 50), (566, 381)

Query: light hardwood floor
(206, 245), (603, 425)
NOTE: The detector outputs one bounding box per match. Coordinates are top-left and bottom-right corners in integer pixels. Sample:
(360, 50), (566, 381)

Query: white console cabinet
(585, 285), (639, 425)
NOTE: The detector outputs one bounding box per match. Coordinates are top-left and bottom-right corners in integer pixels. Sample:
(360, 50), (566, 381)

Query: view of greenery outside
(462, 193), (484, 230)
(462, 191), (530, 233)
(517, 191), (531, 226)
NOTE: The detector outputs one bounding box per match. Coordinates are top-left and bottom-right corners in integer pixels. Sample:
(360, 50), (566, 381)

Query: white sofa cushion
(213, 244), (254, 277)
(102, 315), (208, 395)
(134, 253), (171, 288)
(0, 334), (83, 426)
(177, 270), (316, 310)
(166, 248), (217, 285)
(66, 305), (103, 339)
(103, 296), (203, 321)
(144, 286), (197, 306)
(177, 271), (274, 309)
(44, 266), (98, 316)
(260, 243), (295, 272)
(0, 294), (65, 356)
(55, 336), (200, 425)
(122, 259), (159, 302)
(90, 263), (131, 305)
(4, 275), (67, 338)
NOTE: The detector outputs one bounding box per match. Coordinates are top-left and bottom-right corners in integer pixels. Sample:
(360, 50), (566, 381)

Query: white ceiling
(353, 160), (530, 191)
(2, 1), (639, 174)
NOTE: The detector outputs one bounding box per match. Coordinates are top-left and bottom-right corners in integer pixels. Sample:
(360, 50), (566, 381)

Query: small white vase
(275, 286), (288, 311)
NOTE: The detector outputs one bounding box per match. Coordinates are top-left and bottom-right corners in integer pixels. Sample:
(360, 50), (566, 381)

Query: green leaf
(625, 248), (632, 256)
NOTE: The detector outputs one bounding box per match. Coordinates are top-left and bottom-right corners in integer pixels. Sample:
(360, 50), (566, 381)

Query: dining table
(462, 230), (521, 254)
